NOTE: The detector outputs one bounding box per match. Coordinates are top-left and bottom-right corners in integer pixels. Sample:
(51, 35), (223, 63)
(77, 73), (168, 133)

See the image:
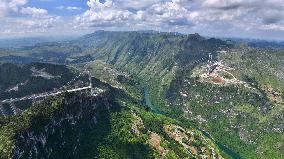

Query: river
(143, 88), (242, 159)
(144, 88), (163, 114)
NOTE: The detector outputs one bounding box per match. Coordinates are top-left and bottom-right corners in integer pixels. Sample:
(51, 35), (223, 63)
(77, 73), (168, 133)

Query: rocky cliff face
(11, 91), (120, 159)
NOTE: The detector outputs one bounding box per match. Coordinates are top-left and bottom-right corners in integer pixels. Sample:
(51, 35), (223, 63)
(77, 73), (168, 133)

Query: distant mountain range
(0, 36), (79, 48)
(222, 37), (284, 49)
(2, 30), (283, 49)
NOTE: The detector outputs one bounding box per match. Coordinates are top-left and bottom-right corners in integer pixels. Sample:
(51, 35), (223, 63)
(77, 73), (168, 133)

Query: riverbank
(143, 88), (242, 159)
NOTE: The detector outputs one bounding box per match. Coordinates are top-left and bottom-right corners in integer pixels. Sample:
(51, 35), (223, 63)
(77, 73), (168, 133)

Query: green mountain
(0, 67), (225, 159)
(77, 31), (284, 159)
(0, 31), (283, 158)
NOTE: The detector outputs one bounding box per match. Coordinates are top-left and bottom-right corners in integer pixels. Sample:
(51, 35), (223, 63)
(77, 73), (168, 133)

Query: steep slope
(0, 62), (77, 115)
(166, 46), (284, 158)
(0, 62), (76, 99)
(80, 31), (231, 112)
(75, 31), (284, 158)
(0, 76), (225, 159)
(1, 31), (283, 158)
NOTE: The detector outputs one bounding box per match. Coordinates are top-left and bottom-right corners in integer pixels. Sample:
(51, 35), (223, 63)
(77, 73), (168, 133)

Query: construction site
(192, 52), (253, 89)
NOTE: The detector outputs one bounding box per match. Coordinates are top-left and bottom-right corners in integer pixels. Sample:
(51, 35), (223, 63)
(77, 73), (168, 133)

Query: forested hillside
(0, 74), (225, 159)
(76, 31), (284, 159)
(0, 31), (283, 158)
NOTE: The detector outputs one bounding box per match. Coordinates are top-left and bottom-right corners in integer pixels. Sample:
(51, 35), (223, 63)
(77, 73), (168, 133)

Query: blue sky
(26, 0), (88, 16)
(0, 0), (283, 40)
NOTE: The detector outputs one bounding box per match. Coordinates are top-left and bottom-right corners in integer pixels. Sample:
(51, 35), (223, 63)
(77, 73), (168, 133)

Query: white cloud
(57, 6), (82, 11)
(0, 0), (27, 17)
(117, 0), (161, 10)
(197, 0), (284, 28)
(1, 0), (284, 40)
(0, 15), (64, 38)
(21, 7), (48, 17)
(87, 0), (114, 9)
(66, 6), (82, 11)
(0, 0), (62, 37)
(145, 0), (192, 26)
(75, 0), (134, 28)
(76, 0), (193, 30)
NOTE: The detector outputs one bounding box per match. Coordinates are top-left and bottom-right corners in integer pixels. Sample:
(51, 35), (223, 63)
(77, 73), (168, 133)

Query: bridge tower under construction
(87, 68), (94, 95)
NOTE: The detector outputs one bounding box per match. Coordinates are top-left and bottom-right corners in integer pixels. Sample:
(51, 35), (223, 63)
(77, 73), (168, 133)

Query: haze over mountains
(0, 36), (80, 48)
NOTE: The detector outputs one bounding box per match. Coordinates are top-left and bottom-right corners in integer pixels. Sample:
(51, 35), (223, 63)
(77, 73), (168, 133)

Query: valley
(0, 31), (283, 159)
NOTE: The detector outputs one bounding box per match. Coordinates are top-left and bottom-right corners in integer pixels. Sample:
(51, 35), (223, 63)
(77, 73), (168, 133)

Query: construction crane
(206, 52), (236, 83)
